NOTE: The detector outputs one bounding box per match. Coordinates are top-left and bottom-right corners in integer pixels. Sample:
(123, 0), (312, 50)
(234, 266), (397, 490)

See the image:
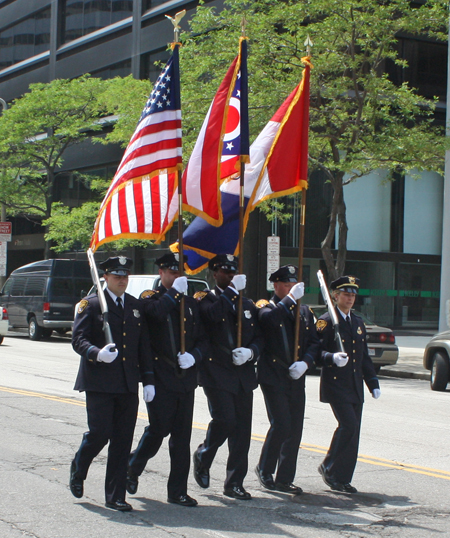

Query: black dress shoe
(318, 464), (354, 493)
(274, 482), (303, 495)
(255, 464), (275, 491)
(167, 494), (198, 507)
(105, 499), (133, 511)
(341, 483), (358, 494)
(69, 460), (83, 499)
(223, 485), (252, 500)
(126, 469), (139, 495)
(193, 448), (210, 489)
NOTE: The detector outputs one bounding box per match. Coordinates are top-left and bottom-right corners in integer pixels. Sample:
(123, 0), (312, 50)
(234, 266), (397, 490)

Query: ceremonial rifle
(87, 248), (114, 346)
(317, 270), (345, 353)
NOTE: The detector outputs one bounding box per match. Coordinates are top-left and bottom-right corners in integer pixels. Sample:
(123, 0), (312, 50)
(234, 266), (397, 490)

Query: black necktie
(116, 297), (123, 309)
(346, 315), (351, 327)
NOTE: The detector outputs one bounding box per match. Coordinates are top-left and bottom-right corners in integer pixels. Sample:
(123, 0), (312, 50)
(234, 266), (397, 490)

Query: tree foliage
(179, 0), (449, 278)
(0, 75), (150, 257)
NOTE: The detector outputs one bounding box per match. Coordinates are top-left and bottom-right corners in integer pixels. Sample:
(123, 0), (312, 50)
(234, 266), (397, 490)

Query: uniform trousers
(73, 391), (139, 503)
(128, 388), (195, 498)
(197, 385), (253, 488)
(322, 401), (363, 484)
(259, 382), (306, 484)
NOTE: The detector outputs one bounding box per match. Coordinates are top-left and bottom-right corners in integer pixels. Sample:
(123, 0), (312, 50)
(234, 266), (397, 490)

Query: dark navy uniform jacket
(257, 295), (320, 390)
(72, 291), (154, 393)
(316, 311), (380, 404)
(196, 285), (263, 394)
(141, 285), (209, 393)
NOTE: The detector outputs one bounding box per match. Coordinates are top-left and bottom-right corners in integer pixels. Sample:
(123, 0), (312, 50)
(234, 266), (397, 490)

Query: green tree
(179, 0), (448, 279)
(0, 75), (150, 258)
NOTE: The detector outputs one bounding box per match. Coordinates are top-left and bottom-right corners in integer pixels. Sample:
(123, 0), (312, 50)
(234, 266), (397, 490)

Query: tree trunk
(321, 172), (348, 281)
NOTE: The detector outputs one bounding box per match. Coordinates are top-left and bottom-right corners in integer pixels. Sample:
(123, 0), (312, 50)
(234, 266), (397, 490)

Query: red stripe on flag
(118, 188), (130, 234)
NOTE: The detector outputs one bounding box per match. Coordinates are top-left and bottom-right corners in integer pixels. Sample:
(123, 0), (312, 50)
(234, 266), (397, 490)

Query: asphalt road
(1, 333), (449, 538)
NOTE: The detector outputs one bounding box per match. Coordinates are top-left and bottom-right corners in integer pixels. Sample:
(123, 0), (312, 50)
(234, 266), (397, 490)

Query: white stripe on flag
(125, 182), (137, 233)
(183, 103), (213, 211)
(115, 148), (182, 183)
(159, 172), (169, 229)
(142, 178), (153, 234)
(98, 208), (107, 242)
(111, 192), (121, 235)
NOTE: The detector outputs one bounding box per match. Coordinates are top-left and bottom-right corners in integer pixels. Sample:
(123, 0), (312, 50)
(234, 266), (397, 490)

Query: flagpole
(293, 36), (313, 364)
(167, 12), (186, 354)
(237, 29), (249, 348)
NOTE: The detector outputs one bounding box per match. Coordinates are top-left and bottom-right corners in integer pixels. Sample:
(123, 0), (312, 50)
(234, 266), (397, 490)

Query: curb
(379, 369), (430, 381)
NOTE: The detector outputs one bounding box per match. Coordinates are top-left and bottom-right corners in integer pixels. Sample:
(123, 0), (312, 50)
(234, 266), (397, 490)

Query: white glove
(372, 388), (381, 399)
(230, 274), (246, 291)
(143, 384), (155, 402)
(172, 276), (188, 294)
(232, 347), (253, 366)
(97, 343), (118, 363)
(177, 351), (195, 369)
(333, 352), (349, 367)
(289, 282), (305, 301)
(288, 361), (308, 380)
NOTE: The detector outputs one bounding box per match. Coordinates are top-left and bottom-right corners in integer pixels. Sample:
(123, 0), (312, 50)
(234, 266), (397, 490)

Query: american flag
(90, 46), (182, 252)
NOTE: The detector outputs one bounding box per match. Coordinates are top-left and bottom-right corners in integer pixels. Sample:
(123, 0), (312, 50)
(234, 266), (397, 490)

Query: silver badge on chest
(133, 309), (140, 318)
(244, 310), (252, 319)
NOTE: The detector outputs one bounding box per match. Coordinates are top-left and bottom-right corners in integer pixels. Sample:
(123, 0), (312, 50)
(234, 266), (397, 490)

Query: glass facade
(61, 0), (133, 44)
(143, 0), (168, 12)
(0, 8), (51, 69)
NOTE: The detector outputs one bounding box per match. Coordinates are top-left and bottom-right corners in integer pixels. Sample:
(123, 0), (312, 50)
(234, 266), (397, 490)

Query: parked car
(75, 274), (210, 318)
(310, 305), (399, 373)
(0, 306), (8, 344)
(423, 331), (450, 391)
(0, 259), (92, 340)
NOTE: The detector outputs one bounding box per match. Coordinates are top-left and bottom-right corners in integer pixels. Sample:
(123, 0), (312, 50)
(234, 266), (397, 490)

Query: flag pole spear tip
(304, 35), (313, 56)
(165, 9), (186, 43)
(241, 16), (247, 38)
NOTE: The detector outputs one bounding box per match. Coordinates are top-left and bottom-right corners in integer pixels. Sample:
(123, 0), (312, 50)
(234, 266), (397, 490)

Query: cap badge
(349, 276), (356, 284)
(119, 256), (127, 265)
(227, 254), (234, 262)
(288, 266), (295, 274)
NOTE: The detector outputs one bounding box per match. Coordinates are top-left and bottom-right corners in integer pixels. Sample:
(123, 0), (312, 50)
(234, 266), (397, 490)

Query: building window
(60, 0), (133, 45)
(0, 8), (51, 70)
(141, 48), (170, 82)
(90, 59), (131, 79)
(142, 0), (168, 13)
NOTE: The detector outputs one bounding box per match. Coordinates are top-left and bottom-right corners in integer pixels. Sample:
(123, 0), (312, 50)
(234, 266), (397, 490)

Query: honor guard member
(193, 254), (263, 501)
(316, 275), (381, 493)
(71, 256), (154, 512)
(126, 252), (209, 507)
(255, 265), (320, 495)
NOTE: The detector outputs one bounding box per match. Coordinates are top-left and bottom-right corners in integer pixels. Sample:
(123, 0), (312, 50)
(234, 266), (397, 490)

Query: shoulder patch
(140, 289), (156, 300)
(77, 299), (89, 314)
(256, 299), (270, 309)
(316, 319), (328, 332)
(194, 291), (208, 301)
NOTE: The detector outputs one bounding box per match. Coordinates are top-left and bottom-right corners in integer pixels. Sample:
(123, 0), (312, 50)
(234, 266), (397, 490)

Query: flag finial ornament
(166, 9), (186, 42)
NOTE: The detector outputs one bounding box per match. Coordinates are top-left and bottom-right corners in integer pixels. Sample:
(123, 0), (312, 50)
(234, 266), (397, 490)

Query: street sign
(0, 222), (11, 241)
(0, 239), (6, 276)
(267, 236), (280, 291)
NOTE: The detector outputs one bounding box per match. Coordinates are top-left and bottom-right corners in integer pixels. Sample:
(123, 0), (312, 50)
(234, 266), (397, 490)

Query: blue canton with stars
(139, 50), (181, 122)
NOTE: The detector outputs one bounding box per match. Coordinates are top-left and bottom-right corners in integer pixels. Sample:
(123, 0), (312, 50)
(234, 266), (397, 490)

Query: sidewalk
(379, 334), (433, 381)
